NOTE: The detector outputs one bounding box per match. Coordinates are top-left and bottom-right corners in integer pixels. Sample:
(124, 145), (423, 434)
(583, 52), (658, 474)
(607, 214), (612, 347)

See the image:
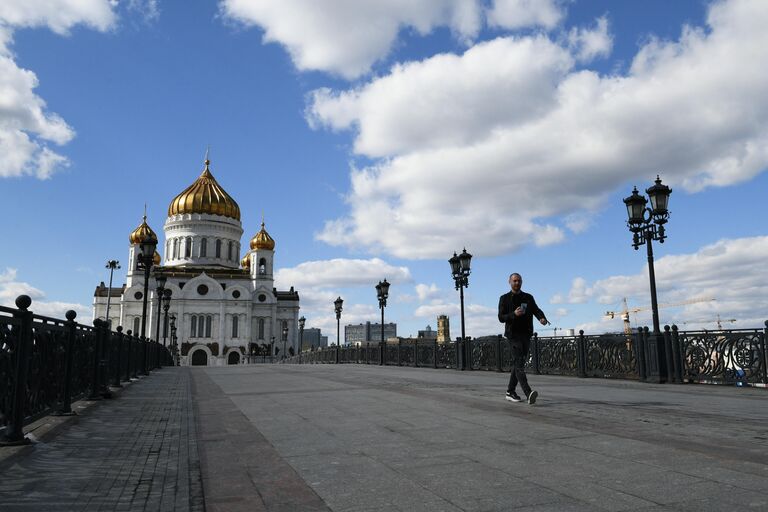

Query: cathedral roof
(129, 215), (158, 245)
(167, 158), (240, 221)
(250, 221), (275, 250)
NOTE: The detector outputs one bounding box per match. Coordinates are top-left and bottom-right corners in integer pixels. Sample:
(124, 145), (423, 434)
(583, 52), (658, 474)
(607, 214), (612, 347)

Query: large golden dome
(250, 222), (275, 250)
(167, 158), (240, 220)
(241, 253), (251, 270)
(129, 216), (158, 245)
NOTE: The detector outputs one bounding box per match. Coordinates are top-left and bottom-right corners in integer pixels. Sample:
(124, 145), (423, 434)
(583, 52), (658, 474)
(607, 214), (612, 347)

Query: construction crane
(605, 297), (715, 335)
(716, 314), (736, 330)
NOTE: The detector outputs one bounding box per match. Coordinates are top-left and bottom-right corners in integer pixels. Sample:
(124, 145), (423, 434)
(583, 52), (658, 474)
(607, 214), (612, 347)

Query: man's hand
(514, 307), (524, 317)
(539, 318), (548, 325)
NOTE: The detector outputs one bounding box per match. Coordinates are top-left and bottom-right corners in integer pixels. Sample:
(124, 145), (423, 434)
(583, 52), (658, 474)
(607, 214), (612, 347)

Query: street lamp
(138, 229), (158, 375)
(270, 336), (275, 362)
(449, 248), (472, 370)
(375, 280), (390, 365)
(282, 324), (288, 360)
(169, 314), (177, 365)
(298, 316), (305, 363)
(104, 260), (120, 329)
(623, 175), (672, 383)
(162, 289), (172, 347)
(334, 296), (343, 364)
(154, 274), (167, 346)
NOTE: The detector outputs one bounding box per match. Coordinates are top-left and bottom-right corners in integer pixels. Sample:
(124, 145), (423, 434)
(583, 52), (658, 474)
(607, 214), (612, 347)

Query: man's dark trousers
(507, 334), (532, 397)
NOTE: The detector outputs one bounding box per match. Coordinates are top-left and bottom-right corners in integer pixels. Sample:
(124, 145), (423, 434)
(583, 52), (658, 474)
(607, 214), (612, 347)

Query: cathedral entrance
(227, 351), (240, 365)
(191, 350), (208, 366)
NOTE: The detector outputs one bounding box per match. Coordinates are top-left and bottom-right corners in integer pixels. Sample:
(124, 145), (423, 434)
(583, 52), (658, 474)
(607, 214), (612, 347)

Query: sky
(1, 0), (767, 343)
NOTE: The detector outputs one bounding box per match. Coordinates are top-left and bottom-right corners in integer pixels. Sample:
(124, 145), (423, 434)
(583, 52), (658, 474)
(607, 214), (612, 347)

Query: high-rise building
(417, 325), (437, 340)
(437, 315), (450, 343)
(302, 328), (327, 350)
(345, 321), (397, 345)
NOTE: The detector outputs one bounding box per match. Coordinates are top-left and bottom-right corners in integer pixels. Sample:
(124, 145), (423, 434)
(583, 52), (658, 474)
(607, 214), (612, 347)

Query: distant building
(302, 328), (328, 350)
(417, 325), (438, 340)
(345, 321), (397, 345)
(437, 315), (450, 343)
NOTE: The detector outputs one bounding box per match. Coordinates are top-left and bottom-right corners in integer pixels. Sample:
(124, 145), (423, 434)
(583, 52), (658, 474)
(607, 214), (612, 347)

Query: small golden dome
(250, 222), (275, 250)
(129, 216), (158, 245)
(153, 251), (161, 265)
(167, 158), (240, 220)
(241, 254), (251, 270)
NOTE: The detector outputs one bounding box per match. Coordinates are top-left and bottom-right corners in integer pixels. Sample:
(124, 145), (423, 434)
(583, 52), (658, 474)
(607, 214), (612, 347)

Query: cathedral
(92, 156), (300, 366)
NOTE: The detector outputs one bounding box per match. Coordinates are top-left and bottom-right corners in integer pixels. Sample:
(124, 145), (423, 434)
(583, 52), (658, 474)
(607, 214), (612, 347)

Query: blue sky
(1, 0), (766, 342)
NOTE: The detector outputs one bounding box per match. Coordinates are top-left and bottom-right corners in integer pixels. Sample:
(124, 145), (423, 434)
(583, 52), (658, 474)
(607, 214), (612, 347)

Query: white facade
(93, 160), (300, 366)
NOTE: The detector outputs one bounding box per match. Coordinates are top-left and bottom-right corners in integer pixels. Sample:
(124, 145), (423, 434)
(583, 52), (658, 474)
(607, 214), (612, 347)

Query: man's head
(508, 273), (522, 293)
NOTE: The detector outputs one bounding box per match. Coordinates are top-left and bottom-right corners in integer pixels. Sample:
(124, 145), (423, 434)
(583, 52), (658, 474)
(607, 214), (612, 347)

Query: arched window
(232, 316), (238, 338)
(191, 315), (197, 338)
(281, 320), (288, 341)
(258, 318), (264, 340)
(259, 258), (266, 275)
(166, 240), (171, 259)
(133, 317), (140, 335)
(173, 238), (179, 259)
(215, 239), (221, 258)
(185, 237), (192, 258)
(205, 315), (212, 338)
(200, 238), (207, 257)
(228, 241), (233, 261)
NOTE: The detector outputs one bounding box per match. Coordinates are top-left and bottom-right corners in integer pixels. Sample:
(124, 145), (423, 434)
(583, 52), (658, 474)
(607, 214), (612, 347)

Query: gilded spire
(129, 213), (158, 245)
(250, 220), (275, 250)
(167, 154), (241, 220)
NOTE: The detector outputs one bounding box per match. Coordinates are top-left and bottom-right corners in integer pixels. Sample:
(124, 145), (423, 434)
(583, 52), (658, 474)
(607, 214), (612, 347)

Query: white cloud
(415, 283), (442, 302)
(0, 0), (116, 179)
(220, 0), (484, 79)
(566, 15), (612, 62)
(275, 257), (411, 289)
(563, 236), (768, 332)
(487, 0), (565, 30)
(0, 268), (90, 319)
(311, 0), (768, 259)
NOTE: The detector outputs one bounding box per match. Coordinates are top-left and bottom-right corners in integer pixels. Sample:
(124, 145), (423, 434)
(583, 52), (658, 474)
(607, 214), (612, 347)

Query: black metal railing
(1, 295), (174, 446)
(281, 321), (768, 387)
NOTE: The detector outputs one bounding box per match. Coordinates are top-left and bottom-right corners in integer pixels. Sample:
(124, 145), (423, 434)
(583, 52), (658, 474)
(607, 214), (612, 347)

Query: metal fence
(283, 322), (768, 387)
(1, 295), (173, 446)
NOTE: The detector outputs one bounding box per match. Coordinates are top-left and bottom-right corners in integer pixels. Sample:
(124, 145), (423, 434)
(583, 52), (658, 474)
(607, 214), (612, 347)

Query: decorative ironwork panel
(384, 344), (398, 365)
(537, 336), (579, 376)
(436, 342), (456, 369)
(400, 343), (415, 366)
(25, 320), (69, 423)
(679, 329), (767, 385)
(469, 339), (498, 370)
(0, 313), (22, 430)
(416, 343), (435, 367)
(584, 334), (638, 380)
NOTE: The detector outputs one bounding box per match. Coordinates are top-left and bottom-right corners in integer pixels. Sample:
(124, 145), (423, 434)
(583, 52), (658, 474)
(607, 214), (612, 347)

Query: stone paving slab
(0, 369), (203, 512)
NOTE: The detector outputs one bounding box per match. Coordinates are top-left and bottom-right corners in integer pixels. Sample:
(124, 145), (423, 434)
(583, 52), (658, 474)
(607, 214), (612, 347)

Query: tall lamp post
(298, 316), (305, 364)
(449, 249), (472, 370)
(270, 336), (275, 362)
(162, 289), (172, 346)
(282, 324), (288, 360)
(334, 297), (343, 364)
(138, 234), (158, 375)
(104, 260), (120, 329)
(375, 280), (389, 366)
(623, 175), (672, 383)
(154, 274), (167, 345)
(169, 315), (177, 365)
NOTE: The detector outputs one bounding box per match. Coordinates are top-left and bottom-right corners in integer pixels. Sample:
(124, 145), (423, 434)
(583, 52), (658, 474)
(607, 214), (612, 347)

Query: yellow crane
(605, 297), (715, 335)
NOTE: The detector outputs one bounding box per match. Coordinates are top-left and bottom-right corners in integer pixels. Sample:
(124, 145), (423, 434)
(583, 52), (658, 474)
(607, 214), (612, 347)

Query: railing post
(671, 324), (683, 383)
(578, 330), (587, 378)
(433, 341), (438, 369)
(663, 325), (675, 383)
(112, 326), (124, 387)
(1, 295), (34, 446)
(414, 339), (418, 368)
(639, 327), (650, 381)
(762, 321), (768, 385)
(88, 320), (103, 400)
(99, 322), (112, 399)
(379, 341), (384, 366)
(531, 333), (540, 375)
(465, 337), (472, 371)
(496, 335), (503, 372)
(55, 310), (78, 416)
(397, 339), (402, 366)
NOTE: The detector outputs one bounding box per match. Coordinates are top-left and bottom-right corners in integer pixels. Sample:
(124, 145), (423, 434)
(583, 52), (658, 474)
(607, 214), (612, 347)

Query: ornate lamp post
(154, 274), (167, 345)
(169, 315), (177, 365)
(162, 289), (172, 347)
(138, 233), (158, 375)
(334, 296), (343, 364)
(270, 335), (275, 362)
(623, 175), (672, 383)
(104, 260), (120, 329)
(298, 316), (305, 363)
(282, 324), (288, 360)
(449, 248), (472, 370)
(375, 280), (390, 366)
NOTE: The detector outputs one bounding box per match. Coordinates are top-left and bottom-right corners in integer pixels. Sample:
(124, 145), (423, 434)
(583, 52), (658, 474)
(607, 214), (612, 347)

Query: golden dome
(167, 158), (240, 220)
(129, 216), (158, 245)
(250, 222), (275, 250)
(153, 251), (161, 265)
(241, 253), (251, 270)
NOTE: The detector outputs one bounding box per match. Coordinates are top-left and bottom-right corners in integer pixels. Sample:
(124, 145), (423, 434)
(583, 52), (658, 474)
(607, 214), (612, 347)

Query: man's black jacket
(498, 291), (546, 339)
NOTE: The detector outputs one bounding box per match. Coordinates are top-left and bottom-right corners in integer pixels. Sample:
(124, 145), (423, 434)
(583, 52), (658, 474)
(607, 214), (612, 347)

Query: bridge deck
(1, 365), (766, 511)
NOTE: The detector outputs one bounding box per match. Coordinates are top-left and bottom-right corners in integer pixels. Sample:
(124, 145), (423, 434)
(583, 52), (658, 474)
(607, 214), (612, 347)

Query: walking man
(498, 273), (548, 404)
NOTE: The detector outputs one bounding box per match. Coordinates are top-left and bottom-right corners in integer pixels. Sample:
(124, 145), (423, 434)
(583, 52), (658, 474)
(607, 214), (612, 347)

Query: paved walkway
(1, 365), (767, 511)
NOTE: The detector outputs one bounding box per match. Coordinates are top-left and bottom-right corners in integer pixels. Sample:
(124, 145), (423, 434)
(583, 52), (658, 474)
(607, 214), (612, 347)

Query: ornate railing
(283, 322), (768, 387)
(1, 295), (173, 446)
